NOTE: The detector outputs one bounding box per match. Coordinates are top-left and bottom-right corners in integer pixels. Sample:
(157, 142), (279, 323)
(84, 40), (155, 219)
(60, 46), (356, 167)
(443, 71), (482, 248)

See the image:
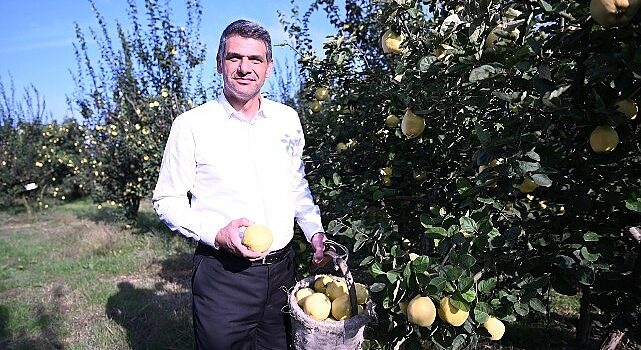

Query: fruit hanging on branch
(406, 295), (437, 327)
(589, 125), (619, 153)
(401, 109), (425, 138)
(380, 29), (404, 54)
(615, 99), (638, 120)
(483, 316), (506, 341)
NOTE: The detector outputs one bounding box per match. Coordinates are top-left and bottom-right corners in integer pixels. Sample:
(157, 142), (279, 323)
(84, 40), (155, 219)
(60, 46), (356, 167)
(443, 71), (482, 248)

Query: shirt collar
(217, 93), (268, 121)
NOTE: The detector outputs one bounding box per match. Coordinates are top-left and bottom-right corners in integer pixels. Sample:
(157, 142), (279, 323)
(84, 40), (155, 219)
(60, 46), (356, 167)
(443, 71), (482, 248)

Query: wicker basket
(288, 274), (375, 350)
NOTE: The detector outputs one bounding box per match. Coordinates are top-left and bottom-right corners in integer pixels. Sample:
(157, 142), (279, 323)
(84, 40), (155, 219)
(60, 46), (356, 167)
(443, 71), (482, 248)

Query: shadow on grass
(105, 245), (195, 350)
(106, 281), (193, 350)
(0, 299), (66, 350)
(0, 305), (8, 347)
(158, 251), (193, 290)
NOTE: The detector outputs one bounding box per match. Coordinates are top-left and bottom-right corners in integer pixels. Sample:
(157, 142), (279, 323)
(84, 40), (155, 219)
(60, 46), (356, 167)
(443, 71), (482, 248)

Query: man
(152, 19), (327, 349)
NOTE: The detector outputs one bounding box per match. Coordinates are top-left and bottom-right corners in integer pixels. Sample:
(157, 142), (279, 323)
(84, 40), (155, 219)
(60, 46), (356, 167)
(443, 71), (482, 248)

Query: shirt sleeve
(291, 115), (325, 241)
(151, 114), (227, 248)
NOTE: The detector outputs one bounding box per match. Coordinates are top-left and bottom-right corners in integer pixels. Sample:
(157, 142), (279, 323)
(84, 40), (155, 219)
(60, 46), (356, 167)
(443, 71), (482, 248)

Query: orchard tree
(0, 76), (86, 212)
(284, 0), (640, 348)
(36, 119), (89, 205)
(71, 0), (215, 220)
(0, 77), (50, 212)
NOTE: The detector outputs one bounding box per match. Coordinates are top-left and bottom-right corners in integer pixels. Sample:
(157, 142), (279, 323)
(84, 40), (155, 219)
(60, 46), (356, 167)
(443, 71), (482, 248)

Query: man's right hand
(214, 218), (265, 259)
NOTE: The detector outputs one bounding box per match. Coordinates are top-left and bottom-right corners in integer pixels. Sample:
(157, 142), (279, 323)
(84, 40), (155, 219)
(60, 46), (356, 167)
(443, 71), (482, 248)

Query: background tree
(284, 0), (641, 348)
(71, 0), (215, 220)
(0, 76), (50, 212)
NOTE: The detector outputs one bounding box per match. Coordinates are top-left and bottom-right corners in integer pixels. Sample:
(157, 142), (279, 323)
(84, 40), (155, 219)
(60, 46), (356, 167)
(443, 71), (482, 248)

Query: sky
(0, 0), (336, 120)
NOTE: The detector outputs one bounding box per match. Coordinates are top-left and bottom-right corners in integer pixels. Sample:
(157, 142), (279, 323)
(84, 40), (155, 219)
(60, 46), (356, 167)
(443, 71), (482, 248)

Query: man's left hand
(310, 232), (331, 268)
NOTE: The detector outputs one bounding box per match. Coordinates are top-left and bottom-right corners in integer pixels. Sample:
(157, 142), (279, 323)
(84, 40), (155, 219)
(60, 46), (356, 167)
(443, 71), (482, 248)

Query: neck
(224, 91), (261, 121)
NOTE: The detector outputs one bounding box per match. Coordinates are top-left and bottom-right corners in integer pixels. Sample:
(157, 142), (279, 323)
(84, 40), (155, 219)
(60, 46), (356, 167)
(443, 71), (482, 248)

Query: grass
(0, 199), (195, 350)
(1, 199), (639, 350)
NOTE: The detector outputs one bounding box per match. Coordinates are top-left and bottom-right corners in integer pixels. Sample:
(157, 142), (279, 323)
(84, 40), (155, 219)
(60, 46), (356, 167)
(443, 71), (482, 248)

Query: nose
(237, 57), (251, 75)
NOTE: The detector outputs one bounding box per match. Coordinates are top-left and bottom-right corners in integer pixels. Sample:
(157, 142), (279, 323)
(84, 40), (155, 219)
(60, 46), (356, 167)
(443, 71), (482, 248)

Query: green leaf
(359, 256), (374, 267)
(538, 0), (553, 12)
(354, 233), (368, 251)
(529, 298), (547, 313)
(474, 309), (490, 324)
(386, 271), (401, 284)
(457, 178), (472, 195)
(531, 173), (552, 187)
(332, 172), (342, 185)
(526, 150), (541, 161)
(429, 276), (447, 293)
(459, 276), (474, 292)
(469, 65), (497, 82)
(492, 91), (526, 103)
(577, 267), (595, 285)
(583, 232), (599, 242)
(451, 293), (470, 312)
(461, 289), (476, 303)
(418, 55), (437, 72)
(370, 283), (385, 293)
(411, 255), (430, 274)
(403, 263), (412, 282)
(460, 217), (477, 234)
(451, 334), (467, 350)
(445, 265), (464, 280)
(514, 302), (530, 316)
(460, 254), (476, 269)
(553, 255), (575, 268)
(370, 262), (385, 276)
(517, 161), (541, 173)
(478, 277), (497, 293)
(427, 226), (449, 237)
(475, 301), (493, 314)
(625, 194), (641, 213)
(580, 247), (600, 262)
(475, 122), (491, 145)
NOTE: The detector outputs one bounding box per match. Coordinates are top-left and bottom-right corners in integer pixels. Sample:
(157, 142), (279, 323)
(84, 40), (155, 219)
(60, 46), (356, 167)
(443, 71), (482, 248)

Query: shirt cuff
(198, 214), (228, 249)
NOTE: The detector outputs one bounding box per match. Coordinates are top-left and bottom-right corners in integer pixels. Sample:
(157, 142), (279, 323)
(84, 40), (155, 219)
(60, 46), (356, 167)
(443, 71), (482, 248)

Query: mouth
(234, 77), (255, 85)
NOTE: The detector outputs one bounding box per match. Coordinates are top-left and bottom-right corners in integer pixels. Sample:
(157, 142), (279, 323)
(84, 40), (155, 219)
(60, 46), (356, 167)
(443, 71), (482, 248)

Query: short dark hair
(217, 19), (273, 62)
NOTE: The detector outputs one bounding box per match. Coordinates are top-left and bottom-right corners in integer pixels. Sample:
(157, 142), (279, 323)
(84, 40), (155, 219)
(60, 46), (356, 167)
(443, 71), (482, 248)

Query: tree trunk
(576, 287), (592, 347)
(19, 195), (33, 217)
(599, 329), (625, 350)
(124, 196), (141, 222)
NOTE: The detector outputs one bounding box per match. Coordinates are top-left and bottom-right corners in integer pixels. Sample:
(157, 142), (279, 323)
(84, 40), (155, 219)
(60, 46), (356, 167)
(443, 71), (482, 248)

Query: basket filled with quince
(288, 240), (375, 350)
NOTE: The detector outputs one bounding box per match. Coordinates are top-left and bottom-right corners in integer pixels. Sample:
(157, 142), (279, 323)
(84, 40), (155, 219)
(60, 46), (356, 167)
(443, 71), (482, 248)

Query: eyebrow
(225, 52), (265, 61)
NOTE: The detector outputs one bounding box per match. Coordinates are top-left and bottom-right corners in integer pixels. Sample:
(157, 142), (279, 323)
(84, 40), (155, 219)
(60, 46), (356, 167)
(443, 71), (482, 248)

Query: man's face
(217, 35), (273, 104)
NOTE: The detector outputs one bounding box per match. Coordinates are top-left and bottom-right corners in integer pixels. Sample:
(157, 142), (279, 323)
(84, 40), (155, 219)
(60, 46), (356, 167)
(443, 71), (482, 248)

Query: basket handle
(319, 239), (359, 318)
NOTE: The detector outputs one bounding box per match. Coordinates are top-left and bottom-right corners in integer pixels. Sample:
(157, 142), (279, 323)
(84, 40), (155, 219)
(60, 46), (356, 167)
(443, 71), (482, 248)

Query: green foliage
(284, 0), (641, 348)
(0, 77), (93, 212)
(71, 0), (216, 220)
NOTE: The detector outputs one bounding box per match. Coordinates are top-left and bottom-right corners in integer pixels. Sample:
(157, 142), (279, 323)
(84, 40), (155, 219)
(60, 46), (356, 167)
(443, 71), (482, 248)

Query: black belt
(196, 242), (292, 266)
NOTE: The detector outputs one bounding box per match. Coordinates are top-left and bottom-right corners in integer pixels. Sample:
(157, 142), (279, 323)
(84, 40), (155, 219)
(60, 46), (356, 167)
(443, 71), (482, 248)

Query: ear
(266, 59), (274, 78)
(216, 53), (223, 74)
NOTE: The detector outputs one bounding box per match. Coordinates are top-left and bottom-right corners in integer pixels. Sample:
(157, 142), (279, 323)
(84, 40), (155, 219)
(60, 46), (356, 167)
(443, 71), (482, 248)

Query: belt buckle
(261, 251), (276, 265)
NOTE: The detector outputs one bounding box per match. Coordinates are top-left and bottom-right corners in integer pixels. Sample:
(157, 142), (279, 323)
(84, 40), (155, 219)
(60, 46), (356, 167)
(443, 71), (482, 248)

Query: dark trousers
(191, 244), (295, 350)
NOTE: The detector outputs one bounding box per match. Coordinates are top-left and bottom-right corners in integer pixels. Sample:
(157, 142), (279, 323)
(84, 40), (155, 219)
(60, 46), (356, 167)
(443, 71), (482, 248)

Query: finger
(236, 217), (253, 228)
(237, 241), (264, 259)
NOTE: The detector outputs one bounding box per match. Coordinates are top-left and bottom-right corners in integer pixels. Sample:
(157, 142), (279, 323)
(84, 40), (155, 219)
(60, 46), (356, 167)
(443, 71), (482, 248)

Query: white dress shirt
(152, 94), (324, 251)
